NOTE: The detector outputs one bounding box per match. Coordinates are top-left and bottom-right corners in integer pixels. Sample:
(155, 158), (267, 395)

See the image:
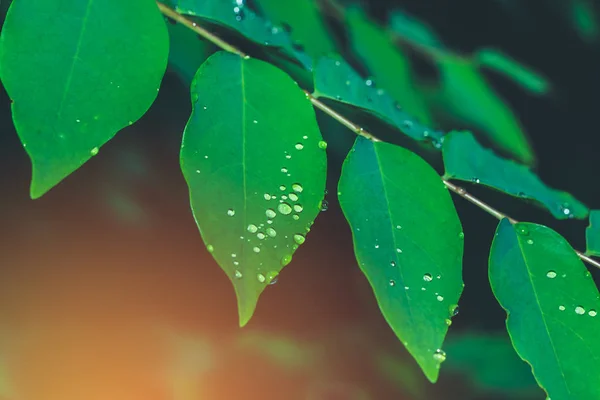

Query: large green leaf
(435, 54), (534, 164)
(180, 51), (327, 326)
(443, 131), (588, 220)
(344, 8), (432, 125)
(254, 0), (335, 59)
(172, 0), (312, 71)
(586, 210), (600, 256)
(338, 137), (463, 382)
(489, 219), (600, 399)
(313, 56), (444, 145)
(0, 0), (168, 198)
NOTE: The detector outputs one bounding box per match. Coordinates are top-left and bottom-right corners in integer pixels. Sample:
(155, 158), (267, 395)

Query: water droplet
(266, 228), (277, 237)
(281, 167), (288, 173)
(527, 239), (534, 245)
(90, 147), (99, 156)
(302, 135), (308, 140)
(396, 248), (403, 253)
(589, 310), (597, 317)
(253, 246), (261, 253)
(575, 306), (585, 315)
(433, 349), (446, 362)
(293, 204), (303, 213)
(517, 226), (529, 236)
(546, 271), (557, 278)
(318, 141), (328, 149)
(471, 177), (481, 184)
(390, 261), (396, 267)
(374, 244), (380, 249)
(278, 203), (292, 215)
(292, 215), (300, 220)
(279, 185), (286, 191)
(365, 79), (373, 86)
(266, 209), (277, 218)
(437, 295), (444, 302)
(206, 245), (214, 253)
(389, 279), (396, 286)
(247, 224), (258, 233)
(445, 319), (452, 326)
(281, 254), (292, 266)
(227, 209), (235, 216)
(285, 153), (292, 159)
(253, 120), (258, 124)
(450, 305), (459, 317)
(234, 270), (243, 279)
(458, 232), (465, 239)
(423, 273), (433, 282)
(295, 143), (304, 150)
(257, 273), (266, 283)
(396, 225), (402, 230)
(293, 234), (305, 245)
(257, 232), (265, 240)
(292, 183), (303, 193)
(559, 305), (566, 311)
(289, 193), (299, 202)
(264, 194), (272, 200)
(321, 200), (329, 211)
(267, 271), (278, 285)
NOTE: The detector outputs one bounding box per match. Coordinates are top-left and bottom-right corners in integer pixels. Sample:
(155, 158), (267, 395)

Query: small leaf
(586, 210), (600, 256)
(313, 56), (444, 145)
(172, 0), (312, 71)
(443, 131), (588, 220)
(0, 0), (169, 198)
(180, 51), (327, 326)
(489, 219), (600, 399)
(435, 54), (535, 165)
(474, 48), (550, 95)
(344, 7), (433, 125)
(255, 0), (335, 59)
(338, 137), (464, 382)
(388, 10), (443, 50)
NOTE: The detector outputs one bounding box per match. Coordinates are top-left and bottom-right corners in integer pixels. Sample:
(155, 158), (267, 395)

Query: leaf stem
(155, 2), (600, 271)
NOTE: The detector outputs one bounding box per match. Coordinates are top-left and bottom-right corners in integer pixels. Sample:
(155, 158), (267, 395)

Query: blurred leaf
(180, 52), (327, 326)
(571, 0), (599, 42)
(254, 0), (335, 59)
(586, 210), (600, 256)
(237, 330), (319, 370)
(442, 131), (588, 220)
(172, 0), (312, 71)
(388, 10), (442, 50)
(435, 54), (534, 165)
(313, 56), (443, 144)
(0, 0), (169, 198)
(475, 48), (550, 95)
(338, 137), (463, 382)
(344, 7), (433, 125)
(489, 219), (600, 399)
(166, 18), (216, 85)
(444, 333), (540, 396)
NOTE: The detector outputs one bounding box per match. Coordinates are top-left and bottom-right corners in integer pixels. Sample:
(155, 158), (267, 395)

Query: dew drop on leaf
(433, 349), (446, 363)
(293, 234), (305, 245)
(247, 224), (258, 233)
(589, 310), (597, 317)
(278, 203), (292, 215)
(257, 273), (266, 283)
(266, 209), (276, 218)
(206, 244), (214, 253)
(295, 143), (304, 150)
(559, 305), (566, 311)
(318, 140), (328, 149)
(90, 147), (99, 156)
(389, 279), (396, 286)
(575, 306), (586, 315)
(423, 273), (433, 282)
(266, 227), (277, 237)
(234, 270), (243, 279)
(253, 246), (261, 253)
(546, 271), (557, 278)
(293, 204), (303, 213)
(289, 193), (299, 202)
(281, 254), (292, 266)
(292, 183), (303, 193)
(227, 209), (235, 216)
(437, 295), (444, 302)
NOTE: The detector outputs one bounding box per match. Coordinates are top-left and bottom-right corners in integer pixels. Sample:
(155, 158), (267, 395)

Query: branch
(155, 1), (600, 271)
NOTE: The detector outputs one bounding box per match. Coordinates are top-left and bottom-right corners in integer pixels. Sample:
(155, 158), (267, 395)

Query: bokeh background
(1, 0), (599, 399)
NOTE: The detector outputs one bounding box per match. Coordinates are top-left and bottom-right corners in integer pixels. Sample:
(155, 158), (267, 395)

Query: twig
(155, 1), (600, 271)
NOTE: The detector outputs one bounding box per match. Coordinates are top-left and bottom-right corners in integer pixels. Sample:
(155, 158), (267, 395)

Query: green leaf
(344, 7), (433, 125)
(489, 219), (600, 399)
(474, 48), (550, 95)
(338, 137), (464, 382)
(388, 11), (442, 50)
(313, 56), (444, 145)
(254, 0), (335, 59)
(444, 332), (539, 395)
(0, 0), (168, 198)
(586, 210), (600, 256)
(166, 19), (216, 85)
(180, 51), (327, 326)
(172, 0), (312, 71)
(435, 54), (535, 165)
(443, 131), (588, 220)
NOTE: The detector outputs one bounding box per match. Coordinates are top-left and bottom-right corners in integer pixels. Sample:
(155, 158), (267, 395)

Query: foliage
(1, 0), (599, 398)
